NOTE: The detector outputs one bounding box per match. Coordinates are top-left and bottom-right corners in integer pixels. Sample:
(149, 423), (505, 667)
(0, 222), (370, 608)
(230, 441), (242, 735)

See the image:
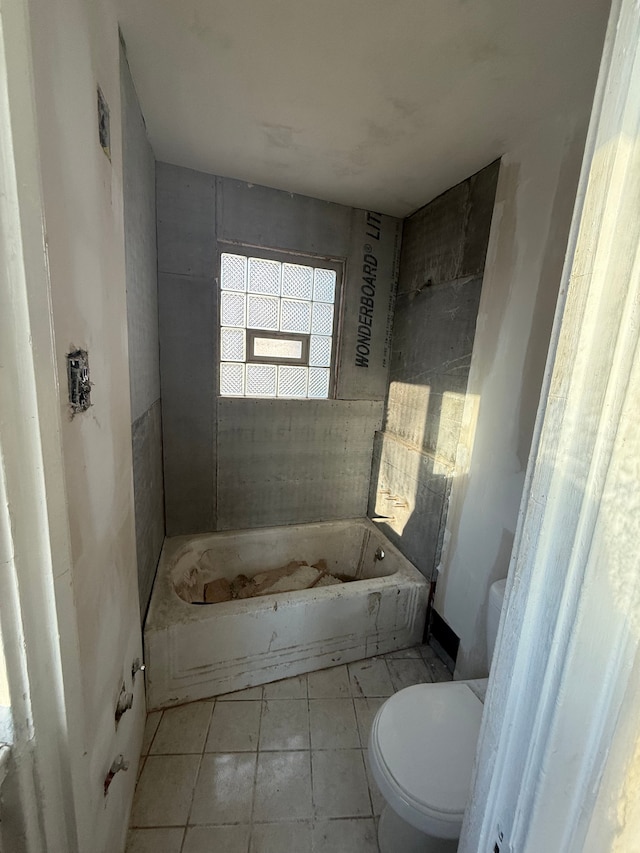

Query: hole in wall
(67, 349), (91, 415)
(97, 87), (110, 160)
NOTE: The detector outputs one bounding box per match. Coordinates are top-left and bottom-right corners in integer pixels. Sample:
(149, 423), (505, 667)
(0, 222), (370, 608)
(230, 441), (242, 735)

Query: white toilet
(369, 578), (507, 853)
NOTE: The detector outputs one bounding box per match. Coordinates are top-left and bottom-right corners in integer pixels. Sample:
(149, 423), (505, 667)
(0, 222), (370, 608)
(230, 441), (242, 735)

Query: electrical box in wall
(67, 349), (91, 414)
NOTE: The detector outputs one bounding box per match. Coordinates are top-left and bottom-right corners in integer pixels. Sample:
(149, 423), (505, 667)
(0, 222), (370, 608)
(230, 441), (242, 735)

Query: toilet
(368, 578), (507, 853)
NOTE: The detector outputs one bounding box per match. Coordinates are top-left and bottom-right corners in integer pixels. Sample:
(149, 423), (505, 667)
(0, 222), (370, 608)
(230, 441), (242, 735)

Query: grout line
(144, 709), (163, 757)
(201, 697), (216, 755)
(363, 745), (377, 820)
(351, 695), (361, 750)
(178, 825), (187, 853)
(247, 695), (265, 846)
(182, 698), (216, 838)
(307, 681), (315, 823)
(136, 755), (146, 784)
(381, 657), (395, 694)
(353, 695), (364, 750)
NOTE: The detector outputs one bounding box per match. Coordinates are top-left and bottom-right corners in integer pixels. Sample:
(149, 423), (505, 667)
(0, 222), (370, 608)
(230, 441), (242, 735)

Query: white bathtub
(144, 518), (429, 709)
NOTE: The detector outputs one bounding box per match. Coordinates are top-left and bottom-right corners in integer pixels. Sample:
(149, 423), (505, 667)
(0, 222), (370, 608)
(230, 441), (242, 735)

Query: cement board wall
(157, 164), (401, 533)
(217, 399), (383, 530)
(370, 162), (499, 579)
(121, 47), (164, 617)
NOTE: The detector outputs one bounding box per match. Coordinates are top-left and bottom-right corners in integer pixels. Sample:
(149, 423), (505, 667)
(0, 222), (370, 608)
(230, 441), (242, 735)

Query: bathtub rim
(146, 516), (427, 633)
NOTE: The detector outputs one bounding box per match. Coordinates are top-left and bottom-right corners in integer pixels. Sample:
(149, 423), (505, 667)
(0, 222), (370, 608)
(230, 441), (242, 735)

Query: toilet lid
(372, 682), (484, 821)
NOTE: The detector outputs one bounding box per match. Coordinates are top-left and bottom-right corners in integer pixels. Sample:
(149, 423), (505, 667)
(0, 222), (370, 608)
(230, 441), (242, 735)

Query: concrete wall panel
(157, 162), (216, 278)
(121, 46), (164, 616)
(217, 399), (383, 529)
(121, 50), (160, 421)
(159, 273), (216, 534)
(368, 432), (451, 576)
(337, 210), (402, 401)
(131, 400), (165, 617)
(371, 163), (499, 584)
(385, 276), (484, 464)
(157, 164), (401, 534)
(217, 177), (352, 257)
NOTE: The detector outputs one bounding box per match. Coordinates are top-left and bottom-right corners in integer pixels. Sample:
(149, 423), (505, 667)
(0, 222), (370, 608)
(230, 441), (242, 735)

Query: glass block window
(219, 252), (339, 399)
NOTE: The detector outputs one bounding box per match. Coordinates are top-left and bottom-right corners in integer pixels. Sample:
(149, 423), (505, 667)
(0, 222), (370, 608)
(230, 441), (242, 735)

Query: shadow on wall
(368, 161), (499, 586)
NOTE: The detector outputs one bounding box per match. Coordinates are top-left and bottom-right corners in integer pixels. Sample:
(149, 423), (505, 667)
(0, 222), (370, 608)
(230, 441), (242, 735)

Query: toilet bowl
(368, 577), (507, 853)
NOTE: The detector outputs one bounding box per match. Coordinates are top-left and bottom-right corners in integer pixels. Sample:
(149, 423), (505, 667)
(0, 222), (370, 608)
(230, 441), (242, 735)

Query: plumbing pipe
(103, 754), (129, 796)
(131, 658), (146, 680)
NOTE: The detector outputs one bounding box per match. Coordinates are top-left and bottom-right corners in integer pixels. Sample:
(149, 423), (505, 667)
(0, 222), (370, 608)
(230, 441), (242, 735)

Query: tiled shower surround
(127, 645), (451, 853)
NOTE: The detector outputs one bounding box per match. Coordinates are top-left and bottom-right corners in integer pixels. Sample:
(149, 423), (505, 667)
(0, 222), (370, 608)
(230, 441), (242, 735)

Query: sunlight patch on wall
(385, 379), (431, 453)
(372, 384), (480, 541)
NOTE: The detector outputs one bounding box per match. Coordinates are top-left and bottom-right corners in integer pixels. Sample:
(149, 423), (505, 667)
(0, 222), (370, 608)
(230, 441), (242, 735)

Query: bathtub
(144, 518), (429, 709)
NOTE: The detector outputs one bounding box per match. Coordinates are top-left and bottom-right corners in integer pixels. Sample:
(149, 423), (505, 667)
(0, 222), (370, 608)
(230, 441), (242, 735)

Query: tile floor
(127, 643), (452, 853)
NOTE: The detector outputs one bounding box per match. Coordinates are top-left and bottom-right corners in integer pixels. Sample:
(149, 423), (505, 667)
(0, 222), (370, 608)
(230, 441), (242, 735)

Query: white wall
(461, 2), (640, 845)
(27, 0), (145, 850)
(434, 115), (602, 677)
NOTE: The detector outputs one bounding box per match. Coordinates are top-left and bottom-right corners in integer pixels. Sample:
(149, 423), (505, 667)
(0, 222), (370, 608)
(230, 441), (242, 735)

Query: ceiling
(117, 0), (609, 217)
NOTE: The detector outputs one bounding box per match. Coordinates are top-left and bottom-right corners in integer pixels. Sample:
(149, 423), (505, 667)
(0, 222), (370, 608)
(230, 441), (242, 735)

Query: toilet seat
(369, 682), (484, 839)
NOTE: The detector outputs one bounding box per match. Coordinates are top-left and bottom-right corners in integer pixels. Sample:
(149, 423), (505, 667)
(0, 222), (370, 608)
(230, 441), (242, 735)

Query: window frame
(216, 242), (345, 400)
(246, 330), (310, 365)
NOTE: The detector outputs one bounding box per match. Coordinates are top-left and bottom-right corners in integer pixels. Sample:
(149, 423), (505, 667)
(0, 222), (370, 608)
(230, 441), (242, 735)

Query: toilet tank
(486, 578), (508, 665)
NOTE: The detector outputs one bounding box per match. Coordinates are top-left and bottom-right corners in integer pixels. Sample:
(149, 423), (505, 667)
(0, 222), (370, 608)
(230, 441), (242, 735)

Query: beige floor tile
(125, 827), (184, 853)
(260, 699), (309, 750)
(311, 750), (371, 819)
(141, 710), (162, 755)
(218, 685), (264, 701)
(128, 658), (455, 850)
(309, 699), (360, 749)
(312, 818), (379, 853)
(206, 700), (261, 752)
(189, 753), (256, 824)
(182, 824), (251, 853)
(250, 821), (312, 852)
(307, 665), (350, 698)
(253, 751), (312, 822)
(386, 658), (432, 692)
(150, 701), (214, 754)
(131, 755), (200, 827)
(348, 659), (394, 698)
(353, 697), (385, 748)
(263, 674), (307, 700)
